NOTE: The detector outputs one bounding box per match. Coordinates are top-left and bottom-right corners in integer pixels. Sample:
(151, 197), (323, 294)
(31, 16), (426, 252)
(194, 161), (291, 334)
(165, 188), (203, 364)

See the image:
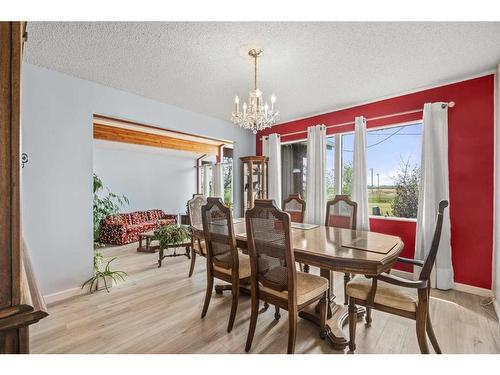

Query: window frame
(278, 119), (422, 222)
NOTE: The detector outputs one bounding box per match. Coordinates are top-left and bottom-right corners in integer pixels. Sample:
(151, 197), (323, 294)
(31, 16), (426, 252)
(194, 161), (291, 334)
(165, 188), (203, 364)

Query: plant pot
(95, 275), (115, 291)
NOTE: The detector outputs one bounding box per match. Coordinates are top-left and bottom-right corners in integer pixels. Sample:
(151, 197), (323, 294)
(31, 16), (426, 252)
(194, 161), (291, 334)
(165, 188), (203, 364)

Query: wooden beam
(93, 123), (219, 155)
(94, 114), (233, 146)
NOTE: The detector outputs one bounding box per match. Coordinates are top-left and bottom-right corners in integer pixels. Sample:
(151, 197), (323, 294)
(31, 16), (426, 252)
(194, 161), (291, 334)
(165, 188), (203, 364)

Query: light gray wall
(93, 140), (197, 214)
(21, 63), (255, 296)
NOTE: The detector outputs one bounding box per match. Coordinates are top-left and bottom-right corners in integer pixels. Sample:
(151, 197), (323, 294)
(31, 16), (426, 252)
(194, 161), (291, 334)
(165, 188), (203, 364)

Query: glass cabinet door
(241, 156), (268, 215)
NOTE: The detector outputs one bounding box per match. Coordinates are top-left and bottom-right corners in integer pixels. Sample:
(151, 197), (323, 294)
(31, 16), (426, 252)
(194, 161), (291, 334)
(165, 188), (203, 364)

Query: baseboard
(43, 286), (87, 305)
(390, 269), (493, 297)
(493, 298), (500, 321)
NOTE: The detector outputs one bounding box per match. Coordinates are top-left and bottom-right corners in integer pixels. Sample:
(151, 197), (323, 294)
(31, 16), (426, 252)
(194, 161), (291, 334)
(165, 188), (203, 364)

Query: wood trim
(0, 21), (47, 354)
(93, 123), (219, 155)
(0, 21), (21, 311)
(93, 114), (234, 145)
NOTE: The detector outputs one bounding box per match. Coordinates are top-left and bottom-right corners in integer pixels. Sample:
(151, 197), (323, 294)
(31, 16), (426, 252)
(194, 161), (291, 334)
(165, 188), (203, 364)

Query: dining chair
(245, 199), (328, 354)
(283, 194), (308, 273)
(200, 197), (251, 333)
(325, 195), (357, 305)
(346, 200), (448, 354)
(187, 194), (207, 277)
(283, 194), (306, 223)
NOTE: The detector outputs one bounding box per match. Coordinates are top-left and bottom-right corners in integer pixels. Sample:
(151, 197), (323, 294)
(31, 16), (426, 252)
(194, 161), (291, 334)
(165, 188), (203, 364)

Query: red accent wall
(256, 75), (495, 289)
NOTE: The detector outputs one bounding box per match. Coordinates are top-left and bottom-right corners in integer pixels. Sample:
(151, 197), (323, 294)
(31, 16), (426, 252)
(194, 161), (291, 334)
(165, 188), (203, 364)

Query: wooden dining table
(229, 221), (404, 350)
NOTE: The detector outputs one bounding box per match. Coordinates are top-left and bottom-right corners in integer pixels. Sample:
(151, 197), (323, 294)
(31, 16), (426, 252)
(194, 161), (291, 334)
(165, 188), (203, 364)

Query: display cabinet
(240, 156), (268, 214)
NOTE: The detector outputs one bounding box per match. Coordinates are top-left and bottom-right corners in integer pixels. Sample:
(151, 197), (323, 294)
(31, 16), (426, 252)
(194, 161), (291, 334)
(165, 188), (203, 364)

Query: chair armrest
(396, 257), (424, 267)
(377, 273), (428, 289)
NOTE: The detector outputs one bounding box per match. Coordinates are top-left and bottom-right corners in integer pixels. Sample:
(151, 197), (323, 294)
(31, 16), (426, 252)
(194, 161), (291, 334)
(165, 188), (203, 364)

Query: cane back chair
(325, 195), (358, 305)
(283, 194), (308, 273)
(201, 197), (251, 333)
(347, 200), (448, 354)
(245, 199), (329, 354)
(187, 194), (207, 277)
(283, 194), (306, 224)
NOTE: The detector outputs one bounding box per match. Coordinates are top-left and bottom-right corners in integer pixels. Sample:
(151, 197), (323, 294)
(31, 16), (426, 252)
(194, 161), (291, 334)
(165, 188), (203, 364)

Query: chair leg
(344, 273), (350, 305)
(303, 264), (310, 273)
(227, 280), (239, 333)
(201, 275), (214, 318)
(319, 294), (327, 339)
(245, 293), (259, 352)
(365, 307), (372, 327)
(348, 297), (357, 352)
(426, 313), (441, 354)
(287, 309), (297, 354)
(274, 306), (281, 321)
(416, 311), (429, 354)
(188, 250), (196, 277)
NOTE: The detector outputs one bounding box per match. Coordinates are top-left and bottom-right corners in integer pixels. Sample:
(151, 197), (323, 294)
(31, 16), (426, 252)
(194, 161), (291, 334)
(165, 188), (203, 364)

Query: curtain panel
(304, 125), (326, 225)
(352, 116), (370, 231)
(281, 145), (294, 201)
(415, 103), (453, 290)
(262, 133), (282, 208)
(212, 163), (224, 199)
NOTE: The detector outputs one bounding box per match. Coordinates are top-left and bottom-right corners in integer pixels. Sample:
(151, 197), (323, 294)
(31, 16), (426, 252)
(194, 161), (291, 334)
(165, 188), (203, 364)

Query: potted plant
(85, 174), (129, 293)
(153, 224), (190, 250)
(82, 257), (127, 293)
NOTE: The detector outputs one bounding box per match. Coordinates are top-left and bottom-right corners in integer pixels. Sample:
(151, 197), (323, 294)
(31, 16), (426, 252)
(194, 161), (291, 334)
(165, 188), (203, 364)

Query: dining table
(230, 220), (404, 350)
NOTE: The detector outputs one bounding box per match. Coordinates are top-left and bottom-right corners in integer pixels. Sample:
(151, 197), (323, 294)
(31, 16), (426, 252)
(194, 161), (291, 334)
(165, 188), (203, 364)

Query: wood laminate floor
(31, 242), (500, 354)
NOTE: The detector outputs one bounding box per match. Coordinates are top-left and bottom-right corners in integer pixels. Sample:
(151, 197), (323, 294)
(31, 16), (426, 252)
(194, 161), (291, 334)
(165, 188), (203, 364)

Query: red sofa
(99, 209), (177, 245)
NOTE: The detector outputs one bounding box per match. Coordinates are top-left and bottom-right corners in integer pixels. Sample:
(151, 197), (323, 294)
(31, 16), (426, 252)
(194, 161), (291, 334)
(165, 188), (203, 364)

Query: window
(198, 148), (233, 208)
(341, 122), (422, 218)
(222, 148), (233, 208)
(280, 122), (422, 220)
(281, 142), (307, 200)
(326, 137), (336, 200)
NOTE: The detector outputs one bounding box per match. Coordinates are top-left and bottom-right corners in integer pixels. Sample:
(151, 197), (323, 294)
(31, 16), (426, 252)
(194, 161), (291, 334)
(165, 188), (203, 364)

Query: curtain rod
(260, 101), (455, 141)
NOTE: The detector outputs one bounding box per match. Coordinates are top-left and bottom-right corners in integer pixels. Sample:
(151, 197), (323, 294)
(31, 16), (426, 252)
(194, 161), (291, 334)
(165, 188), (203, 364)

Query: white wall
(93, 140), (197, 214)
(21, 63), (255, 296)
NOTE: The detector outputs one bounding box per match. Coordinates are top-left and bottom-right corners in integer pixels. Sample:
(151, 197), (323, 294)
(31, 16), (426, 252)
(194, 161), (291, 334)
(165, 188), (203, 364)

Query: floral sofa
(99, 209), (177, 245)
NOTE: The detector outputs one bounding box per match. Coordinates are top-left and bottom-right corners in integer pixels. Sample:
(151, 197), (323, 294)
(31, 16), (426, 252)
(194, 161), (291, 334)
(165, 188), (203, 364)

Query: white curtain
(304, 125), (326, 225)
(415, 103), (453, 290)
(212, 163), (224, 199)
(202, 164), (210, 197)
(352, 116), (370, 231)
(281, 145), (294, 200)
(262, 133), (282, 208)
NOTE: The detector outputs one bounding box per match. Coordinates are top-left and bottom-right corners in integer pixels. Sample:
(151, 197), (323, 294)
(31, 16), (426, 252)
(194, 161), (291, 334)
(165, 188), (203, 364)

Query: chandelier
(231, 49), (279, 134)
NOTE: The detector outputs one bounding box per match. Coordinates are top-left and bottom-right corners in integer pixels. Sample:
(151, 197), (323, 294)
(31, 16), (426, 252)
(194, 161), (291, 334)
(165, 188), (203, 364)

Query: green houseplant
(153, 224), (190, 250)
(82, 257), (127, 293)
(87, 174), (129, 292)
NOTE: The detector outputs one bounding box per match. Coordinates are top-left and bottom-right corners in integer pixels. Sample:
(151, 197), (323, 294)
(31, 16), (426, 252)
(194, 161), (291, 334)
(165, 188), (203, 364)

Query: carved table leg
(299, 267), (365, 351)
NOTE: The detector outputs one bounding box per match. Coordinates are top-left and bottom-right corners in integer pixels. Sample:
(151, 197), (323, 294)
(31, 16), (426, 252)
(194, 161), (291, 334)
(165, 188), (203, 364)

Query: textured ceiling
(25, 22), (500, 123)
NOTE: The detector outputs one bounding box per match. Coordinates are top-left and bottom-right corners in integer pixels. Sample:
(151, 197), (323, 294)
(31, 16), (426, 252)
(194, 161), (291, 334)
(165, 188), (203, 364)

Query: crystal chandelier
(231, 49), (278, 134)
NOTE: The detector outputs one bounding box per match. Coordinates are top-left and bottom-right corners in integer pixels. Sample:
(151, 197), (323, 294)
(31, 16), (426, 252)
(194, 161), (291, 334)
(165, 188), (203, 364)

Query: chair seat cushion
(346, 275), (418, 312)
(213, 253), (251, 279)
(260, 272), (329, 306)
